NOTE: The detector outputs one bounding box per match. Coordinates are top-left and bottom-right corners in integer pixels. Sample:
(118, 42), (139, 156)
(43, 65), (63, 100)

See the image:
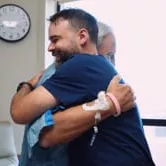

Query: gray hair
(97, 21), (116, 48)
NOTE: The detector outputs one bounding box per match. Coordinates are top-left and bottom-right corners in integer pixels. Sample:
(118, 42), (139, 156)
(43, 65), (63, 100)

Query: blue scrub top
(43, 54), (155, 166)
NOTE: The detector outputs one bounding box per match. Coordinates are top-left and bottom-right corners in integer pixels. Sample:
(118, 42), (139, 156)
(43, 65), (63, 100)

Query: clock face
(0, 4), (31, 42)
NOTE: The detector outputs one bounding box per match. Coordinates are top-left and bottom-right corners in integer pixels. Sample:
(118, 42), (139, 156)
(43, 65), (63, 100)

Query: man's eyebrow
(49, 35), (61, 41)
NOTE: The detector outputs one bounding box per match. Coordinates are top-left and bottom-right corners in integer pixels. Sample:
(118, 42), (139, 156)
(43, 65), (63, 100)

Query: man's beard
(53, 47), (80, 66)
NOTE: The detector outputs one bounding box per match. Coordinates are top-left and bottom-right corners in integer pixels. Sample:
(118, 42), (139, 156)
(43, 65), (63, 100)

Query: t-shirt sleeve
(42, 56), (88, 107)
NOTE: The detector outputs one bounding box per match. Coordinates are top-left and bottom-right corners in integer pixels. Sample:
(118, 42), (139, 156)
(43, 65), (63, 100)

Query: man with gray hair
(18, 20), (134, 166)
(97, 21), (116, 65)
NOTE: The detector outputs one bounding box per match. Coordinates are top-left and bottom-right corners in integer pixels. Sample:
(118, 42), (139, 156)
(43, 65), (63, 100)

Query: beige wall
(0, 0), (46, 154)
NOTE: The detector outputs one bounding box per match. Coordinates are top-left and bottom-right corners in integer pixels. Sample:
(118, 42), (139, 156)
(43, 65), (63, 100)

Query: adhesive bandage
(82, 91), (110, 111)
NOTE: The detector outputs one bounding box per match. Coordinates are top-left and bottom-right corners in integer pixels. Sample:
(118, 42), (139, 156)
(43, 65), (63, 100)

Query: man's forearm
(39, 99), (115, 148)
(10, 84), (32, 123)
(10, 85), (57, 124)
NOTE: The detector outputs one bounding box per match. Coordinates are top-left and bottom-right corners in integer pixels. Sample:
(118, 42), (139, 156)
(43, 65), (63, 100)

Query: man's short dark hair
(49, 8), (98, 45)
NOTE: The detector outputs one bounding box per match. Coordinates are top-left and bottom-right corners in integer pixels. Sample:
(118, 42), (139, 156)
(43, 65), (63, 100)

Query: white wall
(45, 0), (57, 68)
(0, 0), (45, 154)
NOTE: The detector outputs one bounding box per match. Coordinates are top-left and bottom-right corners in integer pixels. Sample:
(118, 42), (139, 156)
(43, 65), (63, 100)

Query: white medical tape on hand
(82, 91), (110, 111)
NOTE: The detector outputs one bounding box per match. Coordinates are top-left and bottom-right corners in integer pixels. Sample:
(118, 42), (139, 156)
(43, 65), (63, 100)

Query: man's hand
(106, 75), (135, 112)
(28, 70), (44, 87)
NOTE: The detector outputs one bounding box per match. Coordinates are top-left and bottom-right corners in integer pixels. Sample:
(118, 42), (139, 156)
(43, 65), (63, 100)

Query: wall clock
(0, 4), (31, 42)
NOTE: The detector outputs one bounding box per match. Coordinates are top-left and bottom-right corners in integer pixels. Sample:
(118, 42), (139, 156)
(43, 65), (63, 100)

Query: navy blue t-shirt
(43, 54), (155, 166)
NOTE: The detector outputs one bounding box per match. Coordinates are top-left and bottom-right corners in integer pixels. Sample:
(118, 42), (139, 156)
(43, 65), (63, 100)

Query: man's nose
(48, 42), (55, 52)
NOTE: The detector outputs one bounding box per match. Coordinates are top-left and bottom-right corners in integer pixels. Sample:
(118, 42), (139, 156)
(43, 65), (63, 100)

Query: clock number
(3, 8), (7, 13)
(0, 25), (3, 31)
(9, 34), (13, 39)
(9, 6), (15, 12)
(22, 28), (26, 33)
(17, 33), (20, 38)
(2, 32), (6, 37)
(22, 14), (26, 20)
(24, 21), (28, 27)
(17, 8), (20, 13)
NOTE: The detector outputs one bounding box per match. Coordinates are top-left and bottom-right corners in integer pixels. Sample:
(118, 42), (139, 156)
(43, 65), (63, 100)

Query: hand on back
(106, 75), (136, 112)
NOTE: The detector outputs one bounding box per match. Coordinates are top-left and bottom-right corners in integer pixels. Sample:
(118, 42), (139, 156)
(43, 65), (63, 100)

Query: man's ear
(77, 28), (89, 46)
